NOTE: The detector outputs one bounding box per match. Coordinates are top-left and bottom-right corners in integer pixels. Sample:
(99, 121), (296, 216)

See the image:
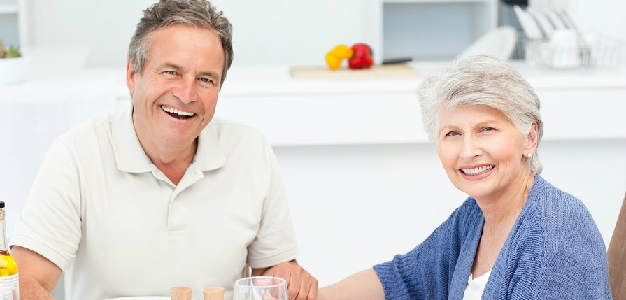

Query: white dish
(544, 9), (566, 30)
(460, 26), (517, 60)
(528, 9), (554, 39)
(513, 6), (544, 40)
(558, 10), (578, 31)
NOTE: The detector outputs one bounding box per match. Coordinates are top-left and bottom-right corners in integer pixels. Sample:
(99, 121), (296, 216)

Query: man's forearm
(19, 274), (56, 300)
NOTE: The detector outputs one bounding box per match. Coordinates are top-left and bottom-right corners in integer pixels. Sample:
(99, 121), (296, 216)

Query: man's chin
(160, 132), (199, 147)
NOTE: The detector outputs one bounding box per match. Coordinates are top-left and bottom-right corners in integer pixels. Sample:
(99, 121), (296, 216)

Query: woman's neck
(470, 172), (535, 278)
(477, 172), (535, 229)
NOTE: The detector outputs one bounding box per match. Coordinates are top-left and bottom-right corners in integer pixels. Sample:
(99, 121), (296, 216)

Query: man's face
(127, 24), (225, 150)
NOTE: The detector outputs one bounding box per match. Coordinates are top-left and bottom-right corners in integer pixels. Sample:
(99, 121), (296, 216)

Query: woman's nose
(460, 136), (483, 159)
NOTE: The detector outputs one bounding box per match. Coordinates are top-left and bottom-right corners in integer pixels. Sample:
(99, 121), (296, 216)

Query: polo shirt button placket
(167, 192), (186, 233)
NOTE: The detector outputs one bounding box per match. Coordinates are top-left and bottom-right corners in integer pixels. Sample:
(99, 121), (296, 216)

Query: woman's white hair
(417, 55), (543, 174)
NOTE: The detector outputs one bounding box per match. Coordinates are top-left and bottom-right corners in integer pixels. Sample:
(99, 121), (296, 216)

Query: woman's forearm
(318, 269), (385, 300)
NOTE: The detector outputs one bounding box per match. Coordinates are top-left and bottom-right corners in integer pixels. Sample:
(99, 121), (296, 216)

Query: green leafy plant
(0, 39), (22, 58)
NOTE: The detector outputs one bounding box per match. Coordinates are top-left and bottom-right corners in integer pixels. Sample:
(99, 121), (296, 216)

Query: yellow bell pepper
(325, 45), (354, 70)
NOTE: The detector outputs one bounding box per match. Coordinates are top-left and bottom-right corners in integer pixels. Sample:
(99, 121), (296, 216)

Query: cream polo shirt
(10, 109), (299, 300)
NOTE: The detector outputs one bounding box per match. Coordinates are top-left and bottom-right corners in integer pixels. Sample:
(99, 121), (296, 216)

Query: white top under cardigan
(463, 271), (492, 300)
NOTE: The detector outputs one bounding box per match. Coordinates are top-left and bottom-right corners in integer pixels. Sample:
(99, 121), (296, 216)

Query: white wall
(21, 0), (373, 68)
(18, 0), (626, 68)
(573, 0), (626, 41)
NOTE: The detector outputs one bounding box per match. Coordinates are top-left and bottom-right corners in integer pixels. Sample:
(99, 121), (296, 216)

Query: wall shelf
(0, 4), (17, 14)
(367, 0), (498, 63)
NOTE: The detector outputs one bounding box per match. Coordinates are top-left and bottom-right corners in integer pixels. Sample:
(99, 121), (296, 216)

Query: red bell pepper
(348, 43), (373, 69)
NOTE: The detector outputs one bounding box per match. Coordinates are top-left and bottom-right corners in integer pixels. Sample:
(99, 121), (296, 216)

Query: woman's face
(436, 104), (536, 201)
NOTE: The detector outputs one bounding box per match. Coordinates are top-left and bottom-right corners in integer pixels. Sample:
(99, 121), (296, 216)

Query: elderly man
(10, 1), (317, 299)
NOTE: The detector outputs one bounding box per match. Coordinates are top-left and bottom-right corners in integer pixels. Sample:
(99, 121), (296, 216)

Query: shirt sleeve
(374, 204), (471, 300)
(246, 137), (299, 269)
(9, 137), (82, 271)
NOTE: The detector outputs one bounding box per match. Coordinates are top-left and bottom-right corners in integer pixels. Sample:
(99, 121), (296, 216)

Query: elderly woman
(318, 56), (612, 300)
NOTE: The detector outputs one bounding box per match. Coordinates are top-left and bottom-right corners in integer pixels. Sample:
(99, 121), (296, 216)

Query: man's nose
(460, 135), (483, 159)
(172, 77), (197, 103)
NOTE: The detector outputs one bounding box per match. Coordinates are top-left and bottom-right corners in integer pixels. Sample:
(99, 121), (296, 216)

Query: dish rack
(517, 33), (626, 69)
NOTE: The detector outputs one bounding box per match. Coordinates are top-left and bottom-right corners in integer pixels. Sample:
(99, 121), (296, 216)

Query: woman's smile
(459, 164), (496, 180)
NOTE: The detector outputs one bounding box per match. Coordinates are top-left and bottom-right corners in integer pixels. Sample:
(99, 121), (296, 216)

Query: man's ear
(525, 122), (539, 154)
(127, 60), (137, 95)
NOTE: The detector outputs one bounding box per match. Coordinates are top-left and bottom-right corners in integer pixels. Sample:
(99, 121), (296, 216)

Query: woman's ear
(525, 122), (539, 154)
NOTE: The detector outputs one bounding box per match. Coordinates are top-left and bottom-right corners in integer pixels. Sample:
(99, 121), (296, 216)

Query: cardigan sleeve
(535, 199), (612, 300)
(373, 200), (479, 300)
(508, 190), (613, 300)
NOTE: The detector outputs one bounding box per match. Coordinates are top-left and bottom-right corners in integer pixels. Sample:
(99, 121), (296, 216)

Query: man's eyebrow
(158, 63), (221, 82)
(158, 63), (183, 71)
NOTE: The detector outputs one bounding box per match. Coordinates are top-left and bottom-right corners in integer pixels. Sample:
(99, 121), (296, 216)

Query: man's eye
(198, 77), (214, 85)
(163, 71), (177, 76)
(445, 131), (460, 137)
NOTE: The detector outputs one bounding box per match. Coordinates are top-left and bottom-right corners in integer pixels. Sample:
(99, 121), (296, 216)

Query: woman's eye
(445, 131), (460, 137)
(480, 127), (496, 132)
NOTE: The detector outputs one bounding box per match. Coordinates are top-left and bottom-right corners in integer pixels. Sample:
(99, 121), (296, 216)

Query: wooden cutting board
(290, 64), (418, 79)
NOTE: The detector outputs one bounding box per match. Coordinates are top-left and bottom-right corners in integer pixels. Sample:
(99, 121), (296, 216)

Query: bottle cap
(0, 201), (4, 208)
(203, 287), (224, 300)
(171, 286), (192, 300)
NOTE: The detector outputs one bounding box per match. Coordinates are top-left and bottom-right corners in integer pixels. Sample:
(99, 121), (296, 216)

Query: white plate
(513, 6), (544, 40)
(460, 26), (517, 60)
(528, 9), (554, 39)
(544, 9), (566, 30)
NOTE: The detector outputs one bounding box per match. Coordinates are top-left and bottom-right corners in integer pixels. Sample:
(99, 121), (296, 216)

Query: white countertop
(75, 61), (626, 99)
(4, 55), (626, 146)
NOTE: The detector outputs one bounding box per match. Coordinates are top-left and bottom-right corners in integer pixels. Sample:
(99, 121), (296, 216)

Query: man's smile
(160, 105), (196, 120)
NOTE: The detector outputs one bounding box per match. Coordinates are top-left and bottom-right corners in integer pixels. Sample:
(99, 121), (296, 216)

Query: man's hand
(261, 261), (318, 300)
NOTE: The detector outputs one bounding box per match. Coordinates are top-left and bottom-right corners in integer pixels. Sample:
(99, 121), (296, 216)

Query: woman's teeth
(461, 165), (495, 175)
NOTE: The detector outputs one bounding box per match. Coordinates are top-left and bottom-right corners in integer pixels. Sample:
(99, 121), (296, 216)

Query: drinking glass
(233, 276), (288, 300)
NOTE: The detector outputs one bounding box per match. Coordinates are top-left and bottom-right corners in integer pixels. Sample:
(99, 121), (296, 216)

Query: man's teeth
(461, 165), (494, 176)
(161, 105), (194, 116)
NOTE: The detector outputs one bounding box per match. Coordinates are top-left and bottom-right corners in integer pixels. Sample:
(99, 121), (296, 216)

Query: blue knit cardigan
(374, 175), (612, 300)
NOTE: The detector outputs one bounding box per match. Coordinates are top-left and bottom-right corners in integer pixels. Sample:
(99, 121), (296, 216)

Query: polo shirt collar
(112, 109), (153, 173)
(112, 109), (226, 173)
(193, 121), (227, 172)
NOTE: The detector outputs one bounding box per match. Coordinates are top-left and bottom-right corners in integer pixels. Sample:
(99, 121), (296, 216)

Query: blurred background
(1, 0), (624, 67)
(1, 0), (625, 299)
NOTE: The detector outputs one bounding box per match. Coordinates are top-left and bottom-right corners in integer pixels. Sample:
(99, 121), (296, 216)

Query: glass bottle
(0, 201), (19, 300)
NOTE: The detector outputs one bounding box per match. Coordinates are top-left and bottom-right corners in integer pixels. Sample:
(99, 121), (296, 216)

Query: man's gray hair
(128, 0), (233, 86)
(417, 55), (543, 174)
